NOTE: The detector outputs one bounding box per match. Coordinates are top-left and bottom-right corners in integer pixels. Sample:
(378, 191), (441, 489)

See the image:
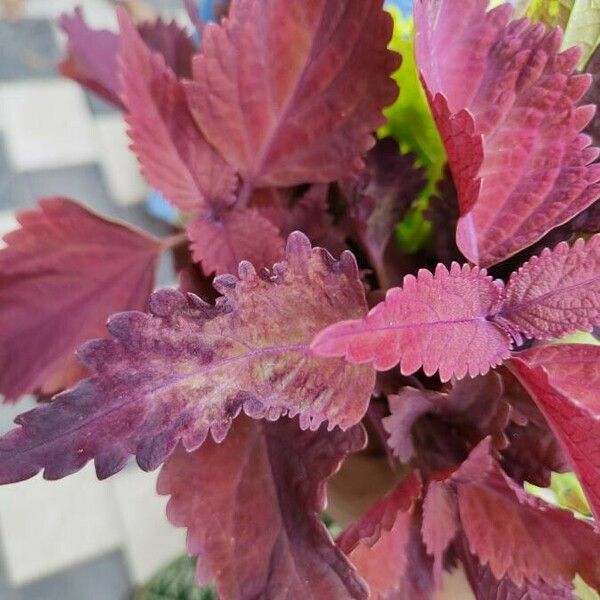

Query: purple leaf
(185, 0), (399, 194)
(158, 416), (369, 600)
(452, 440), (600, 590)
(415, 0), (600, 267)
(496, 235), (600, 340)
(59, 9), (196, 108)
(59, 8), (123, 108)
(499, 370), (568, 488)
(0, 233), (374, 482)
(0, 198), (161, 401)
(509, 344), (600, 520)
(253, 185), (347, 258)
(341, 138), (426, 288)
(383, 373), (507, 464)
(119, 10), (237, 214)
(312, 263), (512, 382)
(186, 208), (284, 275)
(338, 471), (423, 599)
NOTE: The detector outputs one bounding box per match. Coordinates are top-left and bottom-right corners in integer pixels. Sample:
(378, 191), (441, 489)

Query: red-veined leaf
(415, 0), (600, 267)
(508, 344), (600, 519)
(158, 416), (369, 600)
(312, 263), (512, 382)
(185, 208), (283, 275)
(185, 0), (399, 194)
(338, 471), (424, 600)
(497, 235), (600, 339)
(0, 198), (161, 401)
(452, 439), (600, 590)
(119, 10), (237, 213)
(0, 233), (374, 482)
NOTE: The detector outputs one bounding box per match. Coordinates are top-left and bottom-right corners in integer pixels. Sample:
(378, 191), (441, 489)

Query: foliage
(0, 0), (600, 598)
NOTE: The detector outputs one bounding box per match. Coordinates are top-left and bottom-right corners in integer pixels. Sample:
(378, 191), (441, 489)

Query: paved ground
(0, 2), (192, 597)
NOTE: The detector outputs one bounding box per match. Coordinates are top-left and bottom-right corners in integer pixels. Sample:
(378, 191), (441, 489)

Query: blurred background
(0, 1), (196, 598)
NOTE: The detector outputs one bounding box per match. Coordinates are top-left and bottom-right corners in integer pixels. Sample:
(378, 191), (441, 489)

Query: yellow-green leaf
(527, 0), (600, 68)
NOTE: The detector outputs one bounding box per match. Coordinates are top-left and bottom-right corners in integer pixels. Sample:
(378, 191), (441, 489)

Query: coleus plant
(0, 0), (600, 598)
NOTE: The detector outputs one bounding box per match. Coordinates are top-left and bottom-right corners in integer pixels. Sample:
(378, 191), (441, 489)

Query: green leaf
(136, 556), (217, 600)
(551, 472), (593, 517)
(526, 0), (600, 69)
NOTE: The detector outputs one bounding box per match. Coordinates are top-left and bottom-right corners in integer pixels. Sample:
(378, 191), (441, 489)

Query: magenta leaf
(415, 0), (600, 267)
(312, 263), (512, 382)
(158, 416), (369, 600)
(0, 198), (161, 401)
(508, 344), (600, 520)
(452, 440), (600, 590)
(0, 233), (374, 482)
(338, 471), (423, 599)
(186, 207), (283, 275)
(497, 235), (600, 340)
(119, 10), (237, 214)
(185, 0), (399, 194)
(59, 9), (195, 108)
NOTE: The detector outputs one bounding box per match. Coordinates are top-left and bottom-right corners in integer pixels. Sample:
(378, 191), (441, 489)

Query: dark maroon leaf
(341, 138), (426, 288)
(158, 416), (369, 600)
(0, 233), (374, 482)
(384, 373), (507, 464)
(0, 198), (161, 401)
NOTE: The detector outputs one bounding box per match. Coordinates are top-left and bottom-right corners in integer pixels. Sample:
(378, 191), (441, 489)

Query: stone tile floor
(0, 1), (192, 597)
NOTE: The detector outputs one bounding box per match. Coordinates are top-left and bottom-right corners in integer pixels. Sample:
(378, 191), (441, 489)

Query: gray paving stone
(20, 551), (132, 600)
(85, 91), (119, 116)
(16, 163), (170, 234)
(0, 133), (20, 210)
(0, 20), (60, 81)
